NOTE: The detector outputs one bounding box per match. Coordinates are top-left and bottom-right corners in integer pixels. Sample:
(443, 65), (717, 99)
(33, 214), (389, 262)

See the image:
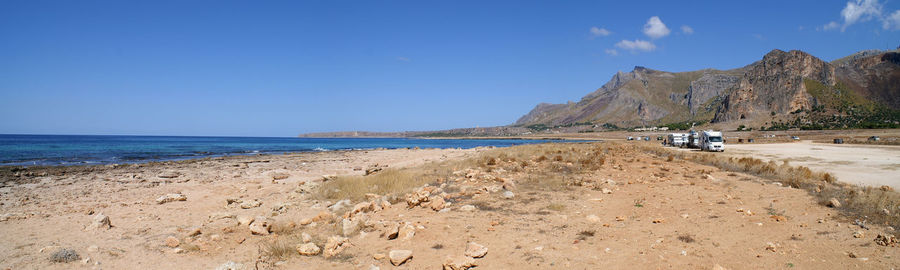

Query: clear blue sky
(2, 0), (899, 137)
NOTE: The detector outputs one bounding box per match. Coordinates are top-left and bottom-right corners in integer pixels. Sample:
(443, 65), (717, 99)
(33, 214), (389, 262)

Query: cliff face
(515, 67), (741, 127)
(713, 50), (836, 122)
(516, 48), (899, 129)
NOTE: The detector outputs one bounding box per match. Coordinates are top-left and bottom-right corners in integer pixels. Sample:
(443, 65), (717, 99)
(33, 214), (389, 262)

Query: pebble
(155, 193), (187, 204)
(501, 190), (515, 199)
(91, 213), (111, 230)
(296, 242), (320, 256)
(165, 236), (180, 248)
(443, 255), (477, 270)
(459, 205), (477, 212)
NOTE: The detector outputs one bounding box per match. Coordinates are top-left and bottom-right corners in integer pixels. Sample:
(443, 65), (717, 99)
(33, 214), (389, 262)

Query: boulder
(826, 198), (842, 208)
(156, 193), (187, 204)
(91, 214), (111, 230)
(875, 234), (898, 247)
(386, 223), (400, 240)
(443, 255), (477, 270)
(323, 236), (351, 258)
(165, 236), (180, 248)
(399, 223), (416, 240)
(248, 216), (271, 235)
(465, 242), (488, 258)
(296, 242), (320, 256)
(389, 250), (413, 266)
(429, 196), (446, 211)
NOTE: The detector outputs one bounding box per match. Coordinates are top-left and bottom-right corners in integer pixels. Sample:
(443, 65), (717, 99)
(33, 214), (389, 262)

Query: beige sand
(723, 141), (900, 189)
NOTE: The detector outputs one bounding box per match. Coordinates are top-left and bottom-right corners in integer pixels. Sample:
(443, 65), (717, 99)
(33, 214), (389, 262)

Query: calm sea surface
(0, 134), (572, 166)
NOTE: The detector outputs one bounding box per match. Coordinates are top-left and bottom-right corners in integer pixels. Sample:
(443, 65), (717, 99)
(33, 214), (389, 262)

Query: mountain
(516, 49), (900, 130)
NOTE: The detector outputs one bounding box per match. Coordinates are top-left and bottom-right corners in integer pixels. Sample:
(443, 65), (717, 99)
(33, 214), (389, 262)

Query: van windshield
(708, 136), (723, 142)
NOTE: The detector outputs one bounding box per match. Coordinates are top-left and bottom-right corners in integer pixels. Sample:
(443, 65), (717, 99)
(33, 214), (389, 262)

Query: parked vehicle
(869, 136), (881, 141)
(667, 133), (688, 147)
(643, 136), (651, 141)
(834, 138), (844, 144)
(686, 130), (700, 148)
(627, 136), (634, 141)
(699, 131), (725, 152)
(791, 136), (800, 140)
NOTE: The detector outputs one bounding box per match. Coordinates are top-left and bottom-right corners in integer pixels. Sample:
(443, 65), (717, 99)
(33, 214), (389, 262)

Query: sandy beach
(2, 142), (899, 269)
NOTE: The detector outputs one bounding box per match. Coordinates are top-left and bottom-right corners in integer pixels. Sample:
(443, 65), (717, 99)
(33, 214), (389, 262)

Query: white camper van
(687, 130), (700, 148)
(667, 133), (688, 147)
(700, 131), (725, 152)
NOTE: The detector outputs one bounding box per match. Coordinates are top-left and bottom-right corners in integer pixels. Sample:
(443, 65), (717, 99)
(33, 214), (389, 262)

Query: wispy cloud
(680, 25), (694, 35)
(604, 49), (619, 56)
(396, 57), (410, 62)
(615, 39), (656, 52)
(590, 26), (611, 37)
(752, 33), (765, 40)
(642, 16), (671, 39)
(821, 0), (900, 31)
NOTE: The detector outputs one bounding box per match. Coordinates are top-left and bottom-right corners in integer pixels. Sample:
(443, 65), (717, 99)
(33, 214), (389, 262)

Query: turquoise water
(0, 135), (568, 166)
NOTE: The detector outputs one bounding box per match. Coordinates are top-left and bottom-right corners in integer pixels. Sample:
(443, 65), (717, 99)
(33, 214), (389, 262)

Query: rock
(601, 188), (613, 194)
(158, 172), (180, 179)
(398, 223), (416, 240)
(341, 218), (359, 236)
(323, 236), (351, 258)
(406, 189), (431, 207)
(459, 205), (477, 212)
(368, 264), (380, 270)
(299, 218), (313, 225)
(386, 223), (400, 240)
(239, 200), (262, 209)
(443, 255), (477, 270)
(373, 253), (386, 260)
(826, 198), (842, 208)
(501, 190), (515, 199)
(165, 236), (180, 248)
(430, 196), (446, 211)
(91, 214), (111, 230)
(312, 211), (334, 223)
(237, 216), (254, 226)
(329, 199), (352, 212)
(365, 167), (382, 176)
(48, 248), (81, 263)
(248, 216), (271, 235)
(156, 193), (187, 204)
(854, 230), (865, 238)
(301, 232), (312, 243)
(712, 264), (729, 270)
(215, 261), (244, 270)
(875, 234), (898, 247)
(296, 242), (320, 256)
(271, 173), (290, 180)
(465, 242), (488, 258)
(86, 245), (99, 252)
(484, 185), (502, 193)
(586, 215), (601, 223)
(321, 175), (336, 181)
(346, 202), (375, 218)
(389, 250), (413, 266)
(848, 251), (858, 258)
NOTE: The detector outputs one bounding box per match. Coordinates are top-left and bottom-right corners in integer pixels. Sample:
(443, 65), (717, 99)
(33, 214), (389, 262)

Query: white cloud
(615, 39), (656, 52)
(604, 49), (619, 56)
(642, 16), (671, 39)
(883, 10), (900, 30)
(590, 26), (611, 37)
(681, 25), (694, 35)
(841, 0), (883, 29)
(822, 21), (840, 30)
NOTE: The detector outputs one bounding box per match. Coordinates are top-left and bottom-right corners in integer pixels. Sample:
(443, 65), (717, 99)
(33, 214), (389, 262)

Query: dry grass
(259, 236), (297, 260)
(637, 144), (900, 227)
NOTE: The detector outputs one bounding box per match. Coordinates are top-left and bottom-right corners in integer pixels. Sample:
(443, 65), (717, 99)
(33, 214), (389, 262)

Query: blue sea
(0, 134), (568, 166)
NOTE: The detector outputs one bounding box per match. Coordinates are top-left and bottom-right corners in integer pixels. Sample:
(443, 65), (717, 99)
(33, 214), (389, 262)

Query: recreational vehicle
(699, 131), (725, 152)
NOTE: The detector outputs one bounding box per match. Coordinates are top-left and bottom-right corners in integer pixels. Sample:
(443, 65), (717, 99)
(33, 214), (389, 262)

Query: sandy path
(721, 141), (900, 189)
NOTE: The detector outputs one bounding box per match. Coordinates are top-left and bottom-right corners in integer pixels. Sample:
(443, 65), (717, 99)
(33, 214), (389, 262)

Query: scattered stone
(341, 218), (359, 236)
(80, 257), (91, 265)
(875, 234), (898, 247)
(248, 216), (271, 235)
(712, 264), (729, 270)
(652, 218), (664, 224)
(430, 196), (446, 211)
(240, 200), (262, 209)
(301, 232), (312, 243)
(615, 216), (626, 222)
(215, 261), (244, 270)
(91, 213), (111, 230)
(399, 223), (416, 240)
(848, 251), (858, 258)
(853, 230), (865, 238)
(459, 205), (477, 212)
(770, 215), (787, 222)
(172, 247), (186, 254)
(296, 242), (320, 256)
(49, 248), (80, 263)
(386, 223), (400, 240)
(237, 215), (254, 226)
(389, 249), (413, 266)
(156, 193), (187, 204)
(601, 188), (613, 194)
(765, 242), (777, 252)
(826, 198), (842, 208)
(368, 264), (380, 270)
(373, 253), (386, 260)
(443, 255), (477, 270)
(501, 190), (515, 199)
(87, 245), (99, 252)
(158, 172), (180, 179)
(299, 218), (313, 225)
(321, 175), (336, 181)
(313, 211), (335, 223)
(271, 172), (290, 180)
(586, 215), (601, 223)
(165, 236), (180, 248)
(464, 242), (488, 258)
(365, 167), (382, 176)
(323, 236), (351, 258)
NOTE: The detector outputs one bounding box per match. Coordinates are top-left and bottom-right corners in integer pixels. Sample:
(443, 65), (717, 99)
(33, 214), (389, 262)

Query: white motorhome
(700, 131), (725, 152)
(686, 130), (700, 148)
(667, 133), (688, 147)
